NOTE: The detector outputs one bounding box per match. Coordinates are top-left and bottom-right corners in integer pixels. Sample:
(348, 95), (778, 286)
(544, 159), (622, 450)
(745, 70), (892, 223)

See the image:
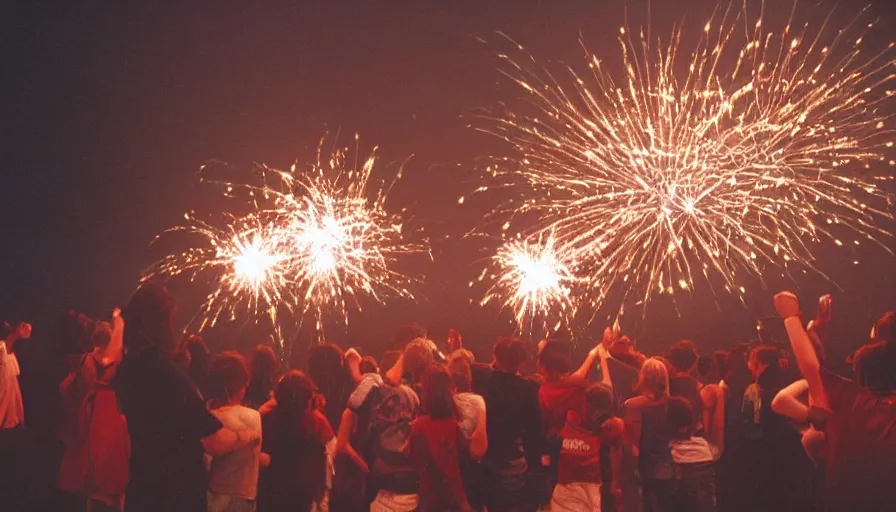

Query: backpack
(58, 354), (131, 497)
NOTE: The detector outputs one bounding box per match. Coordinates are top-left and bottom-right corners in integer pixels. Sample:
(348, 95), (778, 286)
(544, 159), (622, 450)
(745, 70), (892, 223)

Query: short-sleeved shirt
(209, 405), (262, 499)
(454, 392), (485, 440)
(540, 375), (588, 438)
(557, 416), (623, 484)
(349, 373), (420, 482)
(821, 368), (896, 511)
(114, 347), (223, 512)
(0, 342), (24, 430)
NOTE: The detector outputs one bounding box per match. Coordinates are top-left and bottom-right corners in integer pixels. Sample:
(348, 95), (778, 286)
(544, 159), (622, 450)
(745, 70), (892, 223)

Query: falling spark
(145, 137), (423, 332)
(480, 235), (577, 335)
(475, 1), (895, 315)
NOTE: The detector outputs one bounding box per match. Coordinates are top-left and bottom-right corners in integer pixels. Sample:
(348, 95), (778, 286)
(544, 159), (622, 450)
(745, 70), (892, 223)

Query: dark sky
(3, 0), (895, 362)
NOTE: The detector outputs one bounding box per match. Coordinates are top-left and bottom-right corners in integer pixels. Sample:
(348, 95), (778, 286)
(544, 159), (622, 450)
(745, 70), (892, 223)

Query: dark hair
(872, 311), (896, 344)
(585, 382), (614, 423)
(666, 340), (699, 373)
(54, 310), (95, 354)
(360, 356), (380, 375)
(667, 396), (695, 439)
(697, 350), (728, 384)
(494, 337), (527, 373)
(750, 345), (780, 368)
(91, 321), (113, 350)
(307, 343), (346, 390)
(402, 342), (434, 383)
(394, 323), (427, 349)
(853, 341), (896, 396)
(183, 334), (211, 387)
(207, 351), (250, 408)
(538, 340), (572, 375)
(274, 370), (317, 414)
(448, 357), (473, 393)
(421, 363), (458, 420)
(122, 283), (178, 355)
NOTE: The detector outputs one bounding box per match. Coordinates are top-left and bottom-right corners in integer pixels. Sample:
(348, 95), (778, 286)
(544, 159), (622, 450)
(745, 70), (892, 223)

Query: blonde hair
(637, 357), (670, 399)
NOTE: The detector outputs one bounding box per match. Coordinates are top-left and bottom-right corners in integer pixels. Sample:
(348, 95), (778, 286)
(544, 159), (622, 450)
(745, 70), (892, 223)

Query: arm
(384, 353), (405, 386)
(598, 345), (612, 389)
(623, 400), (642, 458)
(571, 343), (602, 381)
(701, 384), (725, 455)
(344, 348), (363, 385)
(775, 292), (829, 410)
(102, 308), (124, 365)
(335, 408), (369, 472)
(771, 379), (810, 423)
(201, 427), (260, 457)
(468, 399), (488, 459)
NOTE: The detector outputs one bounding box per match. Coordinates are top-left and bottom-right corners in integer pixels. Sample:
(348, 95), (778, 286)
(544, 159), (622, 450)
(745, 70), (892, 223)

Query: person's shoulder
(624, 395), (649, 409)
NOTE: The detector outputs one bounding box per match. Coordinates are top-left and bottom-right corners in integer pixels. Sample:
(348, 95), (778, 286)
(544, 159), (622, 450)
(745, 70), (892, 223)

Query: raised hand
(774, 291), (802, 320)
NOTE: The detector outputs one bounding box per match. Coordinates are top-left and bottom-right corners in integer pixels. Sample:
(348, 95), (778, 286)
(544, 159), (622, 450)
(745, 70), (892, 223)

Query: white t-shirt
(208, 404), (262, 499)
(0, 341), (24, 430)
(454, 392), (485, 441)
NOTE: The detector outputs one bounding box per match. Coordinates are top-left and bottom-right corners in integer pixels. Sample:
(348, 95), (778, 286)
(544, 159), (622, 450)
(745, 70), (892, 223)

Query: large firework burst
(145, 137), (422, 332)
(475, 0), (895, 317)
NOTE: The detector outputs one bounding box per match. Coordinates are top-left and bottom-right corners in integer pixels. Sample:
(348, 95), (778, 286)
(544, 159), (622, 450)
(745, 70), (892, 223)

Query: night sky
(3, 0), (895, 363)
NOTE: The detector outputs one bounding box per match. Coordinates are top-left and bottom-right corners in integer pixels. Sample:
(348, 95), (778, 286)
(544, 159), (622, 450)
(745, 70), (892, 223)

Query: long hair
(421, 363), (458, 420)
(121, 283), (178, 356)
(637, 357), (670, 399)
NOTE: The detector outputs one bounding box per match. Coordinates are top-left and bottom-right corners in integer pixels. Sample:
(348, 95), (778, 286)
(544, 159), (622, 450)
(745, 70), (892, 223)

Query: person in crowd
(482, 337), (544, 512)
(624, 357), (675, 512)
(538, 339), (606, 439)
(665, 341), (705, 434)
(551, 382), (624, 512)
(114, 283), (260, 512)
(735, 344), (811, 512)
(446, 328), (464, 355)
(667, 396), (717, 512)
(58, 314), (128, 512)
(696, 352), (726, 458)
(1, 321), (30, 430)
(0, 321), (32, 509)
(258, 370), (334, 512)
(205, 351), (265, 512)
(448, 355), (488, 510)
(183, 334), (212, 397)
(245, 345), (280, 410)
(409, 363), (473, 512)
(775, 291), (896, 511)
(307, 343), (355, 432)
(603, 331), (641, 405)
(337, 340), (432, 512)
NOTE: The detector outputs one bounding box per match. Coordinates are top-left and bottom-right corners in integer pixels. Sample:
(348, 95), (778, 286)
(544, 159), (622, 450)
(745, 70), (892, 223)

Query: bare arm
(103, 308), (124, 365)
(623, 400), (643, 458)
(776, 292), (829, 410)
(201, 427), (260, 457)
(571, 344), (602, 381)
(701, 384), (725, 454)
(335, 408), (369, 472)
(771, 379), (811, 423)
(384, 354), (405, 386)
(469, 399), (488, 459)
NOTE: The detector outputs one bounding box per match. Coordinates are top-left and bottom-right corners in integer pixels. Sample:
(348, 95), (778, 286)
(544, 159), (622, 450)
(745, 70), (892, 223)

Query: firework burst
(475, 0), (895, 317)
(145, 136), (422, 332)
(479, 235), (577, 336)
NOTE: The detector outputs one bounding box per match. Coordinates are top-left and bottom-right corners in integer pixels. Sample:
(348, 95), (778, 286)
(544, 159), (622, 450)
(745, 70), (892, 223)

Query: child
(550, 383), (623, 512)
(667, 396), (717, 512)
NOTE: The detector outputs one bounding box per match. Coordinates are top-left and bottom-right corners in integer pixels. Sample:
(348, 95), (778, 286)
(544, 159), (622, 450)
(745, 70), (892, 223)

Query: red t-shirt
(540, 375), (588, 438)
(821, 369), (896, 511)
(409, 416), (469, 512)
(557, 416), (624, 485)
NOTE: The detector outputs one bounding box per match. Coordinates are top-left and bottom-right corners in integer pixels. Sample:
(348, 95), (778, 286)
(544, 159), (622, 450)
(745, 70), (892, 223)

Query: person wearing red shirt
(409, 363), (472, 512)
(551, 383), (623, 512)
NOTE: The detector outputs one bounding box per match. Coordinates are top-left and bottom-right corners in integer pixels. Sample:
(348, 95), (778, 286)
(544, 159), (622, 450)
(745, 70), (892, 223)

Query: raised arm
(572, 343), (603, 381)
(774, 292), (829, 410)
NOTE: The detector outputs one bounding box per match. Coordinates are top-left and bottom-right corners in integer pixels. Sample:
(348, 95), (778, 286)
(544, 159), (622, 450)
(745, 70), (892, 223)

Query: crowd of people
(0, 282), (894, 512)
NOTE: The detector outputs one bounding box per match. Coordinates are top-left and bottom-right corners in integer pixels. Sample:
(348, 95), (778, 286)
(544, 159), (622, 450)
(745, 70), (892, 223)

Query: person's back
(359, 380), (420, 492)
(821, 366), (896, 510)
(670, 375), (704, 432)
(209, 405), (261, 503)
